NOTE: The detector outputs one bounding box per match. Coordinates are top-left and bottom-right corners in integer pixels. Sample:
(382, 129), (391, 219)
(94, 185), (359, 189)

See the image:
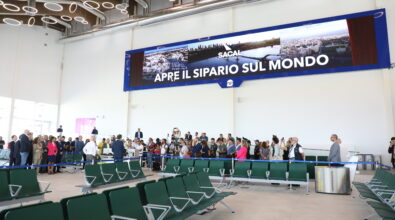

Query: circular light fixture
(82, 20), (88, 25)
(3, 3), (20, 12)
(83, 0), (100, 9)
(102, 2), (114, 9)
(69, 2), (77, 13)
(0, 1), (4, 6)
(27, 17), (35, 27)
(74, 16), (85, 23)
(44, 2), (63, 12)
(60, 15), (72, 22)
(41, 16), (57, 25)
(3, 17), (22, 26)
(120, 9), (128, 14)
(22, 6), (38, 14)
(115, 3), (128, 10)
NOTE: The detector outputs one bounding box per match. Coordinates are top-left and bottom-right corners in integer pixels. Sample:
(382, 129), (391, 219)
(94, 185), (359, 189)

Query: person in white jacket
(83, 136), (98, 164)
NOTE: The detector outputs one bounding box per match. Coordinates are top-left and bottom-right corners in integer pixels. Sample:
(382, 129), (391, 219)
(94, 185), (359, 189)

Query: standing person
(180, 140), (190, 158)
(19, 130), (31, 166)
(328, 134), (342, 166)
(74, 136), (85, 168)
(227, 140), (236, 158)
(192, 138), (202, 158)
(260, 141), (271, 160)
(111, 134), (125, 163)
(200, 133), (209, 142)
(160, 139), (168, 156)
(217, 139), (227, 158)
(282, 137), (291, 161)
(253, 140), (261, 160)
(227, 133), (235, 143)
(91, 127), (98, 136)
(55, 136), (65, 173)
(184, 132), (192, 141)
(236, 140), (248, 160)
(146, 138), (155, 168)
(98, 138), (106, 155)
(271, 135), (282, 160)
(32, 137), (43, 173)
(288, 137), (304, 161)
(39, 135), (49, 173)
(57, 125), (63, 136)
(235, 138), (242, 151)
(208, 138), (218, 158)
(0, 136), (5, 149)
(135, 128), (143, 139)
(201, 140), (209, 158)
(47, 136), (58, 175)
(8, 135), (18, 166)
(83, 136), (98, 164)
(218, 134), (225, 142)
(388, 137), (395, 168)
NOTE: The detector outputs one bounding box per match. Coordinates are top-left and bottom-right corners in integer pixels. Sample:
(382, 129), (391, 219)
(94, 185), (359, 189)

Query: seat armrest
(188, 167), (194, 173)
(143, 204), (171, 220)
(229, 169), (234, 177)
(9, 184), (22, 197)
(102, 173), (113, 182)
(169, 197), (192, 212)
(117, 171), (128, 180)
(130, 169), (141, 178)
(219, 168), (225, 177)
(186, 191), (205, 204)
(111, 215), (136, 220)
(203, 168), (209, 173)
(173, 166), (180, 173)
(38, 180), (51, 192)
(85, 175), (97, 185)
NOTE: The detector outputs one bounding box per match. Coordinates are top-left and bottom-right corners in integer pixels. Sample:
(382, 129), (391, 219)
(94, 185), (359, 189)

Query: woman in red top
(47, 136), (58, 174)
(236, 140), (248, 161)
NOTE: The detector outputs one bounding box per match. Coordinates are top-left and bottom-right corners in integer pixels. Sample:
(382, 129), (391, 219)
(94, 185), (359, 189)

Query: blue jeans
(20, 152), (30, 165)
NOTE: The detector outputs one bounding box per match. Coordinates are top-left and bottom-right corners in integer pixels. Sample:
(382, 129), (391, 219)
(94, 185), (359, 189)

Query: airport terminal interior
(0, 0), (395, 219)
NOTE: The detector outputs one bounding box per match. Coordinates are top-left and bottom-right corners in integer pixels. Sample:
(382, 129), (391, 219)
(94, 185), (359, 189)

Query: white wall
(0, 25), (63, 104)
(59, 0), (395, 164)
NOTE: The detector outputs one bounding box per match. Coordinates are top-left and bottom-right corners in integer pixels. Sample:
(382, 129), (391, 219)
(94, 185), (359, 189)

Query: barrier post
(161, 154), (165, 171)
(232, 157), (234, 170)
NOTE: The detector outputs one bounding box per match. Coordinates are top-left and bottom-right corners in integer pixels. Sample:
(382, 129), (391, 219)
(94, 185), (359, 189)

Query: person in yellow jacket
(97, 138), (106, 155)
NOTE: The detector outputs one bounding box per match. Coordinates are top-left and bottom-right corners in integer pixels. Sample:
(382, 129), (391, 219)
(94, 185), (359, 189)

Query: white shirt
(180, 145), (189, 157)
(135, 144), (144, 152)
(83, 141), (98, 156)
(288, 144), (303, 159)
(160, 144), (168, 154)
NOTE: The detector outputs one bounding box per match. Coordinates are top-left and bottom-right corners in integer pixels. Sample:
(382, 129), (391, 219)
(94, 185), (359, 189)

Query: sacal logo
(218, 43), (241, 59)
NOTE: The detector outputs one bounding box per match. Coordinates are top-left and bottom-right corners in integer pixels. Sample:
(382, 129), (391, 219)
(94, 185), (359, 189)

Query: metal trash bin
(315, 166), (351, 194)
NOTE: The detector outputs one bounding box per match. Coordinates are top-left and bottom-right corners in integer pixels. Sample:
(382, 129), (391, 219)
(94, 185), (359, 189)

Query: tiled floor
(36, 168), (377, 220)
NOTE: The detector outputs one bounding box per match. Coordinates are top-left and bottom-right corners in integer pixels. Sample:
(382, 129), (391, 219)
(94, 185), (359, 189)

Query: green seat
(179, 159), (195, 174)
(9, 169), (48, 198)
(269, 162), (288, 180)
(195, 172), (236, 197)
(60, 193), (97, 220)
(250, 162), (269, 179)
(101, 163), (119, 183)
(66, 193), (112, 220)
(208, 160), (225, 177)
(115, 162), (133, 181)
(2, 202), (64, 220)
(233, 161), (251, 178)
(62, 153), (74, 163)
(194, 160), (209, 173)
(317, 156), (328, 166)
(165, 177), (197, 210)
(73, 154), (83, 163)
(224, 160), (233, 175)
(84, 164), (105, 187)
(129, 161), (145, 178)
(182, 174), (215, 199)
(0, 201), (52, 219)
(0, 170), (11, 201)
(108, 187), (148, 220)
(366, 201), (395, 220)
(288, 163), (307, 181)
(136, 180), (156, 205)
(164, 159), (180, 173)
(305, 156), (316, 179)
(144, 181), (177, 219)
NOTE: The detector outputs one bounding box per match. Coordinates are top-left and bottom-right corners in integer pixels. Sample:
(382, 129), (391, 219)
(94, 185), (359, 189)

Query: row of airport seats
(0, 172), (235, 220)
(77, 161), (147, 193)
(352, 169), (395, 219)
(162, 159), (310, 192)
(0, 169), (51, 207)
(61, 153), (84, 164)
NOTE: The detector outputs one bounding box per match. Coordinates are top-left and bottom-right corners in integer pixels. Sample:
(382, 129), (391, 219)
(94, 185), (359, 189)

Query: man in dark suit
(185, 131), (192, 141)
(92, 127), (98, 136)
(8, 135), (17, 166)
(19, 130), (31, 166)
(135, 128), (143, 139)
(111, 134), (125, 162)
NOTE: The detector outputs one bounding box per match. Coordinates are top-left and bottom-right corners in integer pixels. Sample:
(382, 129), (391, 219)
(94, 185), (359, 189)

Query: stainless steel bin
(315, 166), (351, 194)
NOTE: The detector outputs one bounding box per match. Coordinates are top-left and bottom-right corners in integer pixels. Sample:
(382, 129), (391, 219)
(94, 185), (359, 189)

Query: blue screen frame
(123, 9), (391, 91)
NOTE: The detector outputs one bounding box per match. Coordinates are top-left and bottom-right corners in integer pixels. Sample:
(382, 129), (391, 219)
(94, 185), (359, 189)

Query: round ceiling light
(74, 16), (85, 23)
(41, 16), (57, 25)
(27, 17), (35, 27)
(83, 1), (100, 9)
(115, 3), (128, 10)
(102, 2), (114, 9)
(3, 17), (22, 26)
(82, 20), (88, 25)
(0, 1), (4, 6)
(3, 3), (20, 12)
(22, 6), (38, 14)
(60, 15), (72, 22)
(120, 9), (128, 14)
(44, 2), (63, 12)
(69, 2), (77, 13)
